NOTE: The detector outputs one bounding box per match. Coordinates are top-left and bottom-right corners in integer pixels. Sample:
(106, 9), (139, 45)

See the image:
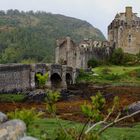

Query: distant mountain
(0, 9), (105, 63)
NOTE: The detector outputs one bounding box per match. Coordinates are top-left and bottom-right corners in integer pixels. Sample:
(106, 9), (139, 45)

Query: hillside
(0, 10), (105, 63)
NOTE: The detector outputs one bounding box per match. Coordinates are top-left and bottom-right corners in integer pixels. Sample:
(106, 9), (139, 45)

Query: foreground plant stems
(98, 110), (140, 135)
(46, 91), (69, 138)
(85, 121), (104, 134)
(85, 110), (140, 137)
(55, 114), (69, 137)
(78, 119), (90, 140)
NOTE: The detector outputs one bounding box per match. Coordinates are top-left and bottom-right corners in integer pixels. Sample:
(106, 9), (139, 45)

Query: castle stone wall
(55, 37), (112, 69)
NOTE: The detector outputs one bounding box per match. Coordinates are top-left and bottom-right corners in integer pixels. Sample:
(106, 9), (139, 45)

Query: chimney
(125, 6), (132, 21)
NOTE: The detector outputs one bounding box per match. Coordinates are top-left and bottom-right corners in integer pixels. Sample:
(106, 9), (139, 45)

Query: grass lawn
(0, 93), (25, 102)
(28, 118), (140, 140)
(28, 118), (83, 140)
(94, 65), (140, 75)
(104, 124), (140, 140)
(77, 65), (140, 86)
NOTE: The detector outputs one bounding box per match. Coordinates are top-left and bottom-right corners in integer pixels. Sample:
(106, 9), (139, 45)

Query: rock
(0, 119), (26, 140)
(128, 101), (140, 113)
(24, 89), (46, 102)
(60, 89), (69, 100)
(124, 101), (140, 114)
(20, 136), (38, 140)
(0, 112), (8, 123)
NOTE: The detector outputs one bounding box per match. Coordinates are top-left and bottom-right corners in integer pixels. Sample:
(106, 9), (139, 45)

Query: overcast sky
(0, 0), (140, 38)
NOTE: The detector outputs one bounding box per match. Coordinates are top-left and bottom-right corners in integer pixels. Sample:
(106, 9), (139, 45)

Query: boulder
(0, 119), (26, 140)
(126, 101), (140, 114)
(0, 112), (8, 123)
(24, 89), (46, 102)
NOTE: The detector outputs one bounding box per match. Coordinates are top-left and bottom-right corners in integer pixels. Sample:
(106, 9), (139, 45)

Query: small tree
(45, 90), (61, 115)
(35, 73), (49, 88)
(88, 58), (99, 68)
(110, 48), (124, 65)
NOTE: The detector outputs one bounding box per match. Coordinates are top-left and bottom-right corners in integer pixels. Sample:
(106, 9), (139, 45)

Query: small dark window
(128, 34), (132, 43)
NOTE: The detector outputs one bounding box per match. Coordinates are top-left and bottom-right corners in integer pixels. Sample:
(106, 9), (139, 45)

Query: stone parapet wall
(0, 64), (31, 93)
(0, 63), (77, 92)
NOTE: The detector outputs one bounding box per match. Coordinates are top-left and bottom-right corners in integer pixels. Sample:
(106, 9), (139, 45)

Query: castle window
(110, 23), (113, 29)
(136, 26), (139, 32)
(128, 34), (132, 44)
(121, 20), (124, 26)
(125, 22), (127, 26)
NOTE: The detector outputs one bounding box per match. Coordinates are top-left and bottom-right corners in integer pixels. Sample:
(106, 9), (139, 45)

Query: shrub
(129, 69), (140, 78)
(0, 94), (25, 102)
(45, 90), (61, 114)
(103, 73), (121, 81)
(136, 69), (140, 78)
(76, 69), (93, 83)
(88, 58), (99, 68)
(137, 51), (140, 59)
(110, 49), (140, 66)
(7, 108), (43, 129)
(110, 48), (124, 65)
(81, 91), (105, 122)
(35, 73), (49, 88)
(123, 53), (139, 66)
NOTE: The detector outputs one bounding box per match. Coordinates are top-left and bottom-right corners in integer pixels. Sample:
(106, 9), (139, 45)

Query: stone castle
(55, 37), (112, 69)
(108, 7), (140, 54)
(55, 7), (140, 69)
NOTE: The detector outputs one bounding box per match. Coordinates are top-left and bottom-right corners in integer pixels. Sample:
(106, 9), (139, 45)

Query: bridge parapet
(0, 64), (31, 93)
(0, 63), (79, 93)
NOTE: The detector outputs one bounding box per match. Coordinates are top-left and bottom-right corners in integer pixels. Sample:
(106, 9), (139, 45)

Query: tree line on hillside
(0, 9), (105, 64)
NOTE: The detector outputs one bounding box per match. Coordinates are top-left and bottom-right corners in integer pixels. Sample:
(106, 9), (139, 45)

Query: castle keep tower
(108, 7), (140, 54)
(55, 37), (76, 68)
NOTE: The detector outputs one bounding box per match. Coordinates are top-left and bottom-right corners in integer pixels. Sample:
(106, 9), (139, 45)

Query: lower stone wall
(0, 64), (31, 93)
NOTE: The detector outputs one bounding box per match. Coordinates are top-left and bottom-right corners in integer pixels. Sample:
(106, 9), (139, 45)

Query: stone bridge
(0, 63), (79, 93)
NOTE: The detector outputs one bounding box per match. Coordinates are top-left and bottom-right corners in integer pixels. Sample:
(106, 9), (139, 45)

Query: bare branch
(98, 110), (140, 135)
(85, 121), (104, 134)
(104, 105), (115, 122)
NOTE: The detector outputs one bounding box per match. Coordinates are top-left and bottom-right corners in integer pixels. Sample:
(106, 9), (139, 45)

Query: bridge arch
(66, 73), (73, 86)
(50, 73), (62, 89)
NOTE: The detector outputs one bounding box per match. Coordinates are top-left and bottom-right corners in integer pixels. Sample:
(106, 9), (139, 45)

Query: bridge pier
(30, 64), (36, 90)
